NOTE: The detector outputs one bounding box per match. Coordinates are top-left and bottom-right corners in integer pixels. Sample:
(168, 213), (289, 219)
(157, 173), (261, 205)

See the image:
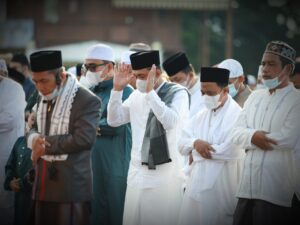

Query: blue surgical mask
(262, 76), (281, 90)
(228, 83), (238, 98)
(39, 87), (61, 101)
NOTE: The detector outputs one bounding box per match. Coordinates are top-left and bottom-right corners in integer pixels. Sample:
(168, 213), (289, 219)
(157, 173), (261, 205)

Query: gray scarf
(141, 82), (190, 169)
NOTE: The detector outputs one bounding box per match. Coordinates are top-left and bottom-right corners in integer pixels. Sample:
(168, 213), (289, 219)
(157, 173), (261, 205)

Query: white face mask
(39, 87), (60, 101)
(136, 79), (147, 93)
(85, 70), (106, 87)
(79, 76), (93, 89)
(203, 94), (221, 110)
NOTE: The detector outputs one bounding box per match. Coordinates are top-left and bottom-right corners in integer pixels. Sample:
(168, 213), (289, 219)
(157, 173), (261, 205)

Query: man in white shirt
(178, 67), (244, 225)
(107, 50), (190, 225)
(163, 52), (205, 117)
(231, 41), (300, 225)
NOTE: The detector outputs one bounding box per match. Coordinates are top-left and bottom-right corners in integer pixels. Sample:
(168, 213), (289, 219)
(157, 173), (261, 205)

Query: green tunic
(4, 137), (34, 225)
(91, 79), (133, 225)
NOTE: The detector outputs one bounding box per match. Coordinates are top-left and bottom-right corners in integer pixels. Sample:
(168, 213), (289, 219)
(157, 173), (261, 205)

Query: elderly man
(84, 44), (133, 225)
(231, 41), (300, 225)
(218, 58), (252, 107)
(178, 67), (244, 225)
(27, 50), (101, 225)
(108, 50), (190, 225)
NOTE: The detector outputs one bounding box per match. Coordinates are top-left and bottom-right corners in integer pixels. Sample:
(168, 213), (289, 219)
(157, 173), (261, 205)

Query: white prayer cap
(121, 50), (136, 65)
(218, 59), (244, 78)
(0, 59), (8, 72)
(85, 44), (115, 62)
(247, 74), (256, 85)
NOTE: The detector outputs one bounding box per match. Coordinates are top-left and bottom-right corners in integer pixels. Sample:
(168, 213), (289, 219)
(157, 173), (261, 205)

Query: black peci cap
(30, 50), (62, 72)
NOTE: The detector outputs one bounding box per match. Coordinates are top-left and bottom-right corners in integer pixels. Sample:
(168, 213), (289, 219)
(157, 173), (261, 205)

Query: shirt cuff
(27, 133), (40, 150)
(110, 90), (123, 101)
(248, 129), (258, 149)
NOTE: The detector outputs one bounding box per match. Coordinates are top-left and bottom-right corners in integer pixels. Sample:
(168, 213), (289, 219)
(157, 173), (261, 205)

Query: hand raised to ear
(146, 64), (157, 93)
(114, 63), (134, 91)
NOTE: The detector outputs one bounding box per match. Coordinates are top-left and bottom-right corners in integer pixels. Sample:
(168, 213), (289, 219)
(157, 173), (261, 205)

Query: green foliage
(180, 0), (300, 75)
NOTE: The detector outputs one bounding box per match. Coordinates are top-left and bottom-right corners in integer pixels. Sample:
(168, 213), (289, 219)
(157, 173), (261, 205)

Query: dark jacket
(31, 86), (101, 202)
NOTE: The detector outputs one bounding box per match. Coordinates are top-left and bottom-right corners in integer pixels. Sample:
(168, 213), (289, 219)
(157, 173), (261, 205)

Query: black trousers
(35, 201), (91, 225)
(233, 198), (292, 225)
(292, 194), (300, 225)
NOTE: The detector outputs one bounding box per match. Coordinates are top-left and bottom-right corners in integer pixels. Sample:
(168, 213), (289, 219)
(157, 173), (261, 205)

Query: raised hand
(146, 64), (157, 93)
(114, 63), (135, 91)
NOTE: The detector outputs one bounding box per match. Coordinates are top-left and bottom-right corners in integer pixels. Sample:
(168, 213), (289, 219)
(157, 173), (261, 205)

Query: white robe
(178, 96), (244, 225)
(231, 83), (300, 207)
(0, 77), (26, 225)
(107, 82), (190, 225)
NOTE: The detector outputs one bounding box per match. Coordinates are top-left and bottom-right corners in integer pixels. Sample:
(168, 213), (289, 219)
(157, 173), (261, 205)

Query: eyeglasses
(83, 63), (108, 72)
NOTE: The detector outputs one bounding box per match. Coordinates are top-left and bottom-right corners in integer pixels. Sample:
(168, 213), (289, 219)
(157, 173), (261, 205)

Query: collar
(268, 82), (293, 96)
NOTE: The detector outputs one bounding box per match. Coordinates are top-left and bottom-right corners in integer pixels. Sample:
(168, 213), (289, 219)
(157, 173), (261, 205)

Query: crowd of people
(0, 40), (299, 225)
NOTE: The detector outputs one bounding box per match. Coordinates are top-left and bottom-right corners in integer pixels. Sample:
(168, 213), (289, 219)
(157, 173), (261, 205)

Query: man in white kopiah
(218, 58), (252, 107)
(0, 74), (26, 225)
(107, 50), (190, 225)
(178, 67), (244, 225)
(231, 41), (300, 225)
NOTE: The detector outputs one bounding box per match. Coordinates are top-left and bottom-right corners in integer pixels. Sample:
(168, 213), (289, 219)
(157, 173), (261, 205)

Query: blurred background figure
(120, 50), (136, 88)
(218, 58), (251, 107)
(4, 112), (36, 225)
(246, 74), (257, 90)
(9, 53), (36, 102)
(0, 59), (8, 77)
(290, 62), (300, 89)
(67, 63), (84, 81)
(0, 74), (26, 225)
(255, 65), (266, 90)
(129, 43), (151, 52)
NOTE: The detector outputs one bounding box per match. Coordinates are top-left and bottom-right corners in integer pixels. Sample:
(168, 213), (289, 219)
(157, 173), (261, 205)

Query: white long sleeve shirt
(108, 82), (190, 189)
(231, 83), (300, 207)
(179, 96), (244, 199)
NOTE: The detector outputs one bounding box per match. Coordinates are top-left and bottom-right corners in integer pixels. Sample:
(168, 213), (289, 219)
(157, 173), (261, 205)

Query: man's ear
(285, 64), (293, 75)
(223, 86), (229, 94)
(107, 63), (114, 72)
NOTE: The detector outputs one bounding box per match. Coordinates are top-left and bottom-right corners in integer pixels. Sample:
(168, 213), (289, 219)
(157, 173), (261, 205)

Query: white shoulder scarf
(37, 74), (79, 161)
